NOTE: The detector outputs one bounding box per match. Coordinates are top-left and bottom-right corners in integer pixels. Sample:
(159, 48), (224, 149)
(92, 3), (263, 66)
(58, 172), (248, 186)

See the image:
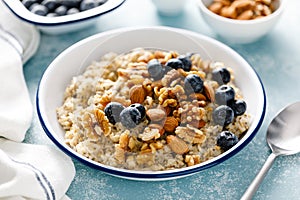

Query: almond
(146, 108), (166, 122)
(130, 85), (146, 104)
(166, 135), (189, 155)
(163, 117), (178, 132)
(203, 82), (215, 102)
(237, 10), (254, 20)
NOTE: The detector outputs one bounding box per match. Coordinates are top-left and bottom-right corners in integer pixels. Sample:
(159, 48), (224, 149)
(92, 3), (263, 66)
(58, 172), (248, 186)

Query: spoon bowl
(267, 102), (300, 155)
(241, 101), (300, 199)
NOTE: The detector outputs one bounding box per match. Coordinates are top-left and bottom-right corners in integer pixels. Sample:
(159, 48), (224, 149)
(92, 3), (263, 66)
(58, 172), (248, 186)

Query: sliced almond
(166, 135), (189, 155)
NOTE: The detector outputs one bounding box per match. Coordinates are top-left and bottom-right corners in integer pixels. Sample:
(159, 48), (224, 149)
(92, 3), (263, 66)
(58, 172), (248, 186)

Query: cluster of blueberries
(104, 102), (146, 129)
(104, 54), (247, 151)
(21, 0), (108, 17)
(211, 67), (247, 151)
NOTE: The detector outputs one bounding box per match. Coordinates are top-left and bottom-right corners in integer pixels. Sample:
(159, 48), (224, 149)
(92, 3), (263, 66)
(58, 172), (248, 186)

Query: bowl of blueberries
(36, 26), (266, 180)
(2, 0), (126, 34)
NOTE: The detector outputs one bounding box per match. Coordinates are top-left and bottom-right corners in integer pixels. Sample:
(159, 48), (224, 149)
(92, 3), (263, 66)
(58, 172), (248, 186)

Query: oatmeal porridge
(56, 48), (251, 171)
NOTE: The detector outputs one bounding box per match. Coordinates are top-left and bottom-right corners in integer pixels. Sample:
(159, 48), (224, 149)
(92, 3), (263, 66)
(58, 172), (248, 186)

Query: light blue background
(24, 0), (300, 199)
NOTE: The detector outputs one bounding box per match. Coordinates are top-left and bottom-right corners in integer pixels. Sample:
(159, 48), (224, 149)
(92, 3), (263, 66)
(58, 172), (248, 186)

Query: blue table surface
(23, 0), (300, 199)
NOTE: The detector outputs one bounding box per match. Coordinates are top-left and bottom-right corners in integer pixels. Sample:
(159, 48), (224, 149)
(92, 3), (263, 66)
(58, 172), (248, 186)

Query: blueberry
(184, 74), (204, 94)
(178, 55), (192, 71)
(104, 102), (125, 125)
(59, 0), (81, 8)
(41, 0), (58, 11)
(120, 107), (142, 129)
(55, 5), (68, 16)
(216, 131), (239, 151)
(67, 7), (80, 15)
(129, 103), (146, 120)
(80, 0), (98, 11)
(165, 58), (183, 70)
(147, 59), (164, 80)
(22, 0), (38, 9)
(30, 4), (49, 16)
(212, 105), (234, 126)
(229, 99), (247, 116)
(215, 85), (235, 105)
(212, 67), (231, 85)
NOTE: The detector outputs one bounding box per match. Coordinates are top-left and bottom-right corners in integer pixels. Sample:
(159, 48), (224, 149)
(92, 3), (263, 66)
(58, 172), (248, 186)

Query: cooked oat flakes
(57, 48), (251, 171)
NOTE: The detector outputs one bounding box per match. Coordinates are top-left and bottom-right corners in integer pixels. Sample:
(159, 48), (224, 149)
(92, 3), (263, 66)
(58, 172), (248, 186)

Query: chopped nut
(139, 127), (161, 141)
(166, 135), (189, 155)
(175, 126), (206, 144)
(162, 99), (178, 108)
(185, 155), (201, 166)
(119, 131), (130, 149)
(94, 109), (111, 136)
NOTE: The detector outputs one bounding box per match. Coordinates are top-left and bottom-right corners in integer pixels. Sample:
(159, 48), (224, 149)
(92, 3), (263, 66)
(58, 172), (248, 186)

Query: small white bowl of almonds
(198, 0), (285, 44)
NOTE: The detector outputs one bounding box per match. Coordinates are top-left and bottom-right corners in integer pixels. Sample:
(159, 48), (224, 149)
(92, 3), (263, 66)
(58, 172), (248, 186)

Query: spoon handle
(240, 153), (277, 200)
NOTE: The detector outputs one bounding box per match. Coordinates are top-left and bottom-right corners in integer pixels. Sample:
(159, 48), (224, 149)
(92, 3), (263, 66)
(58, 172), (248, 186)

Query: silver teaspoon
(241, 101), (300, 200)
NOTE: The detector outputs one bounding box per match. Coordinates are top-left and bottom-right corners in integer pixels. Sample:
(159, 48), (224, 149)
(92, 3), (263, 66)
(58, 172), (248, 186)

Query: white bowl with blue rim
(197, 0), (285, 44)
(36, 26), (266, 180)
(2, 0), (125, 34)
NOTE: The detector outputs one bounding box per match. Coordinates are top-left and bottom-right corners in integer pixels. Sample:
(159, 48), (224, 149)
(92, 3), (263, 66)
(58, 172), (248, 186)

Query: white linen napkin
(0, 2), (76, 199)
(0, 0), (39, 142)
(0, 37), (33, 142)
(0, 139), (75, 200)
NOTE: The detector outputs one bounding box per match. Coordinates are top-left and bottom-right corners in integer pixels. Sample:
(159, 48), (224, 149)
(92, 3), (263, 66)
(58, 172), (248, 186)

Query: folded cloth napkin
(0, 0), (39, 142)
(0, 139), (75, 200)
(0, 37), (33, 142)
(0, 2), (76, 199)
